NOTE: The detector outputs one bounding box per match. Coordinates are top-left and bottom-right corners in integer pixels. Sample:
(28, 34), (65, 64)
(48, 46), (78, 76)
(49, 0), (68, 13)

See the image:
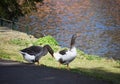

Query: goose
(20, 45), (54, 64)
(53, 34), (78, 70)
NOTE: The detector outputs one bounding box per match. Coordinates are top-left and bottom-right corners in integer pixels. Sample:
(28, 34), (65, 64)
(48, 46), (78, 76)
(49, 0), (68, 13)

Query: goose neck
(44, 45), (54, 57)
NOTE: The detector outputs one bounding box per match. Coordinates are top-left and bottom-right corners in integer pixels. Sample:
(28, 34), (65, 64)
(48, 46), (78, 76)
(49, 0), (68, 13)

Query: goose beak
(52, 55), (54, 58)
(50, 54), (54, 58)
(76, 33), (80, 37)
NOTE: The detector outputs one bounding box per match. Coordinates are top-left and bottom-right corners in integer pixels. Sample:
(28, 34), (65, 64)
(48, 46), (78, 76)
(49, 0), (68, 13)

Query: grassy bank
(0, 27), (120, 84)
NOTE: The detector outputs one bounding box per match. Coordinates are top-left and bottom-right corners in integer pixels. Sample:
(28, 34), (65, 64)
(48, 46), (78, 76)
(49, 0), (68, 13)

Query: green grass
(39, 55), (120, 84)
(72, 59), (120, 84)
(33, 35), (59, 46)
(9, 38), (31, 46)
(0, 28), (120, 84)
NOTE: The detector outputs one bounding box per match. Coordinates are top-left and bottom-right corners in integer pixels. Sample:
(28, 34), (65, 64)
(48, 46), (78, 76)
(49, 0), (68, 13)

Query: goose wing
(59, 49), (68, 55)
(20, 46), (43, 56)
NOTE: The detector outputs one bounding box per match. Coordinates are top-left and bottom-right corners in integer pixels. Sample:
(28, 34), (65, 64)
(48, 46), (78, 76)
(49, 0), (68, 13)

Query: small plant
(33, 35), (59, 46)
(116, 60), (120, 65)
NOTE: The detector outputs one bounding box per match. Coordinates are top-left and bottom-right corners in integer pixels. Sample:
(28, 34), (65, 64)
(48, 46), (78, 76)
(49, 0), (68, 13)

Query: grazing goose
(20, 45), (54, 64)
(53, 34), (78, 70)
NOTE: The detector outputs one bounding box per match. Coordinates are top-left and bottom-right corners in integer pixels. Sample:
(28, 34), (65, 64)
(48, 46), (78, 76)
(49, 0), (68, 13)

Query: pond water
(22, 0), (120, 59)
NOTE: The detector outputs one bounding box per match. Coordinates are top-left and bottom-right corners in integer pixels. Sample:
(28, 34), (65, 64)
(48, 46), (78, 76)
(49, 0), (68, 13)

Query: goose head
(44, 45), (54, 57)
(70, 34), (78, 49)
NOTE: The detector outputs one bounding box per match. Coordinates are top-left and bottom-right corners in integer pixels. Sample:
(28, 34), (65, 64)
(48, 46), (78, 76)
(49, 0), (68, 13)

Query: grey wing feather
(20, 46), (43, 56)
(35, 47), (48, 61)
(59, 49), (68, 55)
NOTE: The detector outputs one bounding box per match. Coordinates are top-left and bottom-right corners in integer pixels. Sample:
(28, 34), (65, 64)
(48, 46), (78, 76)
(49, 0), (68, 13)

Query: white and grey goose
(53, 34), (78, 70)
(20, 45), (54, 64)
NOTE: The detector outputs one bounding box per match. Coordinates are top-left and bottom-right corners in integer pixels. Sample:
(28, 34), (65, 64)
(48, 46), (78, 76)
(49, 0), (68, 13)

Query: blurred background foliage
(0, 0), (43, 20)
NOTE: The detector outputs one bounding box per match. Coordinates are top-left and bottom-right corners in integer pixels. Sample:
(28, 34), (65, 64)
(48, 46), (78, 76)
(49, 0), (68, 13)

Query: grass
(40, 55), (120, 84)
(72, 59), (120, 84)
(33, 35), (59, 46)
(0, 27), (120, 84)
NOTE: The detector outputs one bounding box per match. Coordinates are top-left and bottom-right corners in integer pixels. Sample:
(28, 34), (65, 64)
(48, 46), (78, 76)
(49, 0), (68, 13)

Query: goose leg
(67, 64), (70, 70)
(58, 63), (61, 69)
(37, 61), (40, 65)
(38, 60), (41, 65)
(35, 61), (40, 65)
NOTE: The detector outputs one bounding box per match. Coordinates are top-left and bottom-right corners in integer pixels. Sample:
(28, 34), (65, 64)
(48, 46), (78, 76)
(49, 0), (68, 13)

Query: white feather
(53, 47), (77, 63)
(20, 52), (35, 63)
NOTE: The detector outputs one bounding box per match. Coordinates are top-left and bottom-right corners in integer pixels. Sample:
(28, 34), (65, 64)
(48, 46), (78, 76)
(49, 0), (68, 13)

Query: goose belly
(62, 54), (76, 64)
(54, 50), (77, 64)
(53, 53), (62, 61)
(24, 53), (35, 63)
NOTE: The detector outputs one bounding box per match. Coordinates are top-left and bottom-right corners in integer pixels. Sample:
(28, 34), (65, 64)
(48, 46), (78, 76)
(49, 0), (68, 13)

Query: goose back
(20, 46), (43, 55)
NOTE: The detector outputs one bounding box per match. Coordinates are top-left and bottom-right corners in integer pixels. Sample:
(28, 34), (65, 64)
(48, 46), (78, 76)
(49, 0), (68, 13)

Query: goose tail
(19, 51), (26, 56)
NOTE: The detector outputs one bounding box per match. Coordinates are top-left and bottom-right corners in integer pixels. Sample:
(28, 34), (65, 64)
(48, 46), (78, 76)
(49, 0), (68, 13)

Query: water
(21, 0), (120, 59)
